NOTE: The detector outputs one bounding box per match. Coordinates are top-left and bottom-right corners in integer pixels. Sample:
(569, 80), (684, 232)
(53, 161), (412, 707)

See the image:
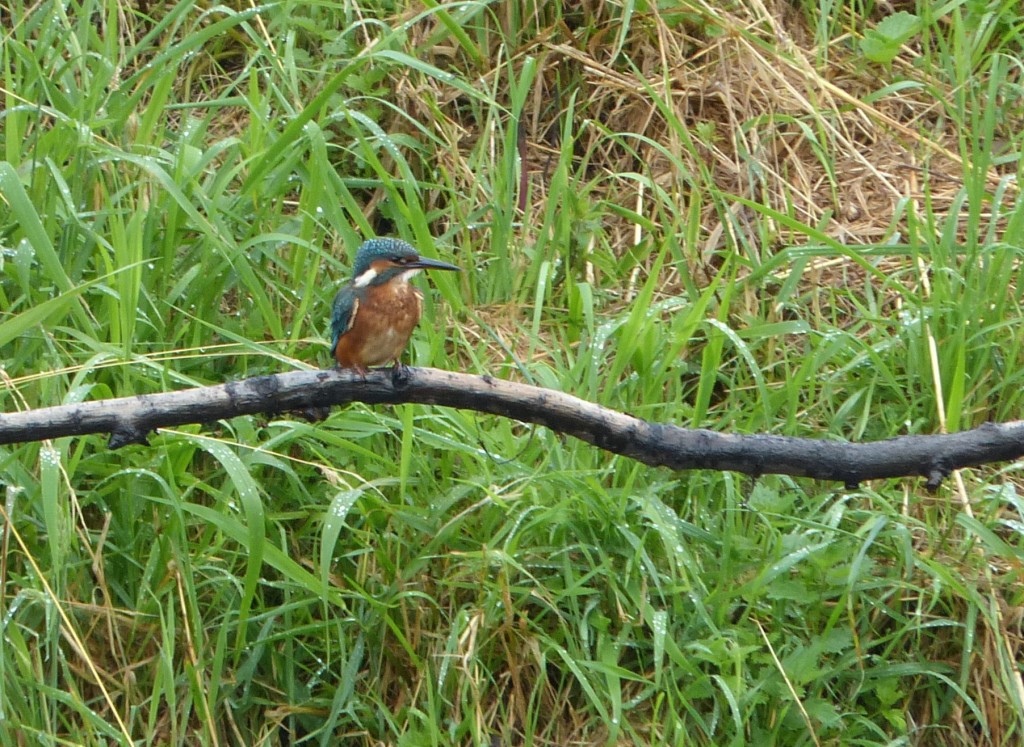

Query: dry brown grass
(402, 0), (1020, 293)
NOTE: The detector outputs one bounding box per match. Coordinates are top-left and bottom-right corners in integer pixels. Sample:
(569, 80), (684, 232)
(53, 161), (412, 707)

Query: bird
(330, 238), (461, 376)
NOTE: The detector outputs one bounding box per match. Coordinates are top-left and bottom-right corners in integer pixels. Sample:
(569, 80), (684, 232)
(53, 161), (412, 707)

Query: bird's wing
(329, 287), (359, 357)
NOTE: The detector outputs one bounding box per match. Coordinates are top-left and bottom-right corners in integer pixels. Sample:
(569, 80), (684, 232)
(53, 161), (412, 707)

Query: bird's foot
(336, 362), (369, 380)
(391, 360), (411, 387)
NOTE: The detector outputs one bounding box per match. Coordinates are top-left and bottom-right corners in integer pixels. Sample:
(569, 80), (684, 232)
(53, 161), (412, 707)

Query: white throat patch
(353, 267), (378, 288)
(353, 266), (422, 288)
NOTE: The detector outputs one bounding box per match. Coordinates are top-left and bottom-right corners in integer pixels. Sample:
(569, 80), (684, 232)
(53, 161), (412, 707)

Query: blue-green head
(351, 238), (460, 287)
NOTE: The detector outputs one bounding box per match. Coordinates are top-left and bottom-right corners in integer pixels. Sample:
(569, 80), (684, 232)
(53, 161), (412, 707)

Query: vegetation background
(1, 0), (1023, 744)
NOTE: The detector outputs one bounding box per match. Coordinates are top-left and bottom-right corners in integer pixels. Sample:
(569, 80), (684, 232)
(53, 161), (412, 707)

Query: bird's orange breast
(333, 281), (423, 371)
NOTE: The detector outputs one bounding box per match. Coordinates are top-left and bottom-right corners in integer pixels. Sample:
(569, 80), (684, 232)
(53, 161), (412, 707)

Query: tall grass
(1, 0), (1023, 744)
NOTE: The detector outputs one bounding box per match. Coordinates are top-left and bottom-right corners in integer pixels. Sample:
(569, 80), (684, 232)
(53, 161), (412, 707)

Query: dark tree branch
(1, 367), (1022, 489)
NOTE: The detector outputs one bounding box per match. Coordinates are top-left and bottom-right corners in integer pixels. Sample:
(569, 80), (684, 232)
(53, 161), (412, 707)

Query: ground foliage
(1, 0), (1023, 745)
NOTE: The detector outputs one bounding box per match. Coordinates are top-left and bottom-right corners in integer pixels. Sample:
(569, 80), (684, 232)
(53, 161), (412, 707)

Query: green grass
(2, 0), (1024, 744)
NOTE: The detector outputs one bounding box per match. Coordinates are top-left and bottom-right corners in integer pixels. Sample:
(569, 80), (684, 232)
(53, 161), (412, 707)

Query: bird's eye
(393, 255), (410, 264)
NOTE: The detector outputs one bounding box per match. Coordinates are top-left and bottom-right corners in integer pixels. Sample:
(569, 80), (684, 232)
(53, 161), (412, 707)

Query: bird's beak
(410, 256), (462, 272)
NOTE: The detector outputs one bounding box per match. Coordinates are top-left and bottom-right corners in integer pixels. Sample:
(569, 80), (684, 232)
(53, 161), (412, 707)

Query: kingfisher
(330, 238), (461, 375)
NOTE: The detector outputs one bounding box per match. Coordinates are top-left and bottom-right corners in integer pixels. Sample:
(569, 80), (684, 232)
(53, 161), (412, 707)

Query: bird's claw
(391, 361), (411, 387)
